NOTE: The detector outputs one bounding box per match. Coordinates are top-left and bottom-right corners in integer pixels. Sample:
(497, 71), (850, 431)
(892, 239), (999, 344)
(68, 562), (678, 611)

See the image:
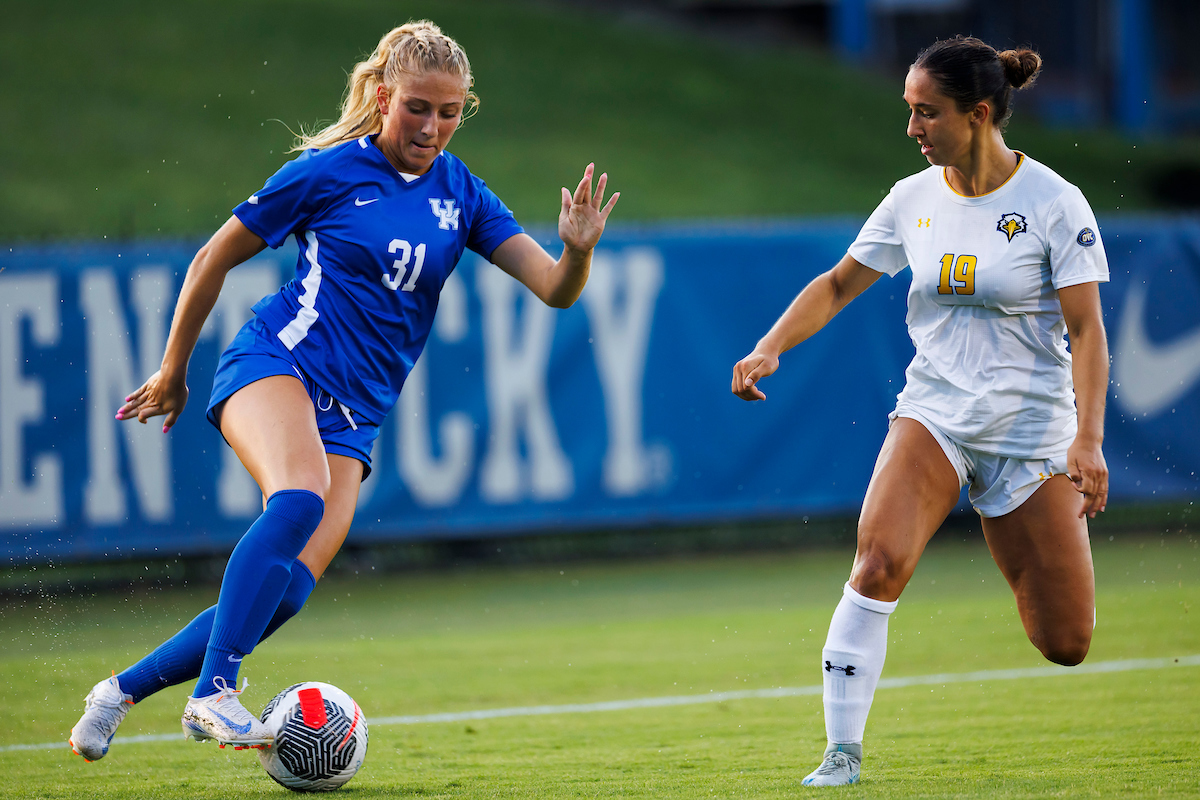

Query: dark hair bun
(998, 49), (1042, 90)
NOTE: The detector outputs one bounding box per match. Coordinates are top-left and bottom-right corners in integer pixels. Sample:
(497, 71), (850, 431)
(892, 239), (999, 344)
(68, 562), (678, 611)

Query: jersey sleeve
(466, 179), (524, 260)
(233, 151), (337, 249)
(847, 191), (908, 276)
(1046, 186), (1109, 289)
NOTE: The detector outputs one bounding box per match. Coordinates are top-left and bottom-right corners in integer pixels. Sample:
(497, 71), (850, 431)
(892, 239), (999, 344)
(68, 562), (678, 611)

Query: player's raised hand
(1066, 438), (1108, 519)
(559, 163), (619, 253)
(732, 350), (780, 401)
(116, 369), (189, 433)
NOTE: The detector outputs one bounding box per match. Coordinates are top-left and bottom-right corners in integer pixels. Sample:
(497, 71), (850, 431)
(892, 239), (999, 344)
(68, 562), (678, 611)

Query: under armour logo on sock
(825, 660), (856, 676)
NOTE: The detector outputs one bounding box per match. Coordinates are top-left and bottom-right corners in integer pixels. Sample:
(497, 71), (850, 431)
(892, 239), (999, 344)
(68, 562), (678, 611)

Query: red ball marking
(337, 703), (361, 751)
(298, 687), (328, 729)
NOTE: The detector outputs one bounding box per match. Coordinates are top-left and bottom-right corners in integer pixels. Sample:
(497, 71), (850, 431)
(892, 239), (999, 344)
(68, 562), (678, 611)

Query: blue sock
(116, 560), (317, 703)
(262, 559), (317, 639)
(193, 490), (323, 698)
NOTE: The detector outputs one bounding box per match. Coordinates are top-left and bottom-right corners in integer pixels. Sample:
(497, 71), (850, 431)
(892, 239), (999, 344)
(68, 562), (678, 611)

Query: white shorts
(889, 408), (1068, 518)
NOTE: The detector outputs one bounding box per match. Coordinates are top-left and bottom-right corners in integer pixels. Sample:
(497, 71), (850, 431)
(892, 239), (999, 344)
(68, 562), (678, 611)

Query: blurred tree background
(2, 0), (1197, 242)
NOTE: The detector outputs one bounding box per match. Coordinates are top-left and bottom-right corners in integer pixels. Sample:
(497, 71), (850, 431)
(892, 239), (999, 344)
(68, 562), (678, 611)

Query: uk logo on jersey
(996, 212), (1027, 242)
(429, 199), (461, 231)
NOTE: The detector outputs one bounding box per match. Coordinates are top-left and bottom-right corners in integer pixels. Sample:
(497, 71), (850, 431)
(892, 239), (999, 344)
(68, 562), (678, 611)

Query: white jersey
(847, 153), (1109, 458)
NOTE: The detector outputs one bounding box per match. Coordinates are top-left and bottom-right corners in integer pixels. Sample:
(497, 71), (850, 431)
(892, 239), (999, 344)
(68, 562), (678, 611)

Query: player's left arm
(491, 163), (619, 308)
(1059, 280), (1109, 518)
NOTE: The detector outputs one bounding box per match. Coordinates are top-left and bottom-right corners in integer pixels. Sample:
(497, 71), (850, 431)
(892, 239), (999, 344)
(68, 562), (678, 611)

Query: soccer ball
(258, 682), (368, 792)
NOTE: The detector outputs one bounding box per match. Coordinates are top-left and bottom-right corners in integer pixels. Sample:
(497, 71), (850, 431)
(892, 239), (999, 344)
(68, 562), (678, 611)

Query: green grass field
(2, 533), (1197, 798)
(4, 0), (1199, 242)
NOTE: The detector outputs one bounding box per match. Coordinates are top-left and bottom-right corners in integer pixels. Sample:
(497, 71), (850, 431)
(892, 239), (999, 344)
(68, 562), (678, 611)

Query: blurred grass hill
(3, 0), (1198, 242)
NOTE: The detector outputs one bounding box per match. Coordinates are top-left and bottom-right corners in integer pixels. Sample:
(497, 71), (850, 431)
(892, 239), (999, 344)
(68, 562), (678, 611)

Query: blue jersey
(233, 135), (523, 424)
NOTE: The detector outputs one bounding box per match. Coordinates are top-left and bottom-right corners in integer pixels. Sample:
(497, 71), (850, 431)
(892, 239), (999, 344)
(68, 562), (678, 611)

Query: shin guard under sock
(821, 581), (898, 745)
(117, 559), (318, 703)
(193, 490), (323, 697)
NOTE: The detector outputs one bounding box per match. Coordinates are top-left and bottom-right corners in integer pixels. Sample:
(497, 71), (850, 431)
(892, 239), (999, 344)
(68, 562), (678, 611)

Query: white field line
(7, 654), (1198, 754)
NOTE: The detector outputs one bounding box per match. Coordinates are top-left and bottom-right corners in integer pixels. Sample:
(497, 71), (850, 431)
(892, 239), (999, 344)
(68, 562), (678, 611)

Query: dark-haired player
(733, 36), (1108, 786)
(70, 19), (618, 758)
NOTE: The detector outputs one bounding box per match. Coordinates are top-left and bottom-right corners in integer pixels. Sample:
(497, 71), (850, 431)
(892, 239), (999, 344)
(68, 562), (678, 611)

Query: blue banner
(1, 218), (1197, 562)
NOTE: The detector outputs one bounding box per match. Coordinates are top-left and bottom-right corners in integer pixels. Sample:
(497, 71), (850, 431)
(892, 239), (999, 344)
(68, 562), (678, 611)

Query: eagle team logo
(429, 199), (461, 230)
(996, 212), (1027, 242)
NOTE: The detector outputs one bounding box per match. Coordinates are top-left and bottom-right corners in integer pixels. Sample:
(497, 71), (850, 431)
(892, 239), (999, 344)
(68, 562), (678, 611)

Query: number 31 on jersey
(383, 239), (426, 292)
(937, 253), (977, 295)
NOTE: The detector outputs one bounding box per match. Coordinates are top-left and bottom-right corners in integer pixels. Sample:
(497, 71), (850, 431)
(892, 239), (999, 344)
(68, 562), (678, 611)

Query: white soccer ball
(258, 681), (369, 792)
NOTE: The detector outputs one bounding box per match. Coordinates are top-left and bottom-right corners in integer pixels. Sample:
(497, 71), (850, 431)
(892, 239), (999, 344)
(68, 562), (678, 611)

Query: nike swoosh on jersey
(1113, 279), (1200, 417)
(210, 710), (252, 735)
(354, 198), (378, 207)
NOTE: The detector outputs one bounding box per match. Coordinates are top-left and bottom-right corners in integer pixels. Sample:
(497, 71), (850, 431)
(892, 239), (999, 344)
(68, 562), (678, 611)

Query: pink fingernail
(115, 412), (122, 420)
(163, 425), (169, 434)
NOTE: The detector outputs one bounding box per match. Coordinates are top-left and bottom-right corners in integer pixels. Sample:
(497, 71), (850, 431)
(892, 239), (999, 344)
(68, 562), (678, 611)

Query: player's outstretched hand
(559, 163), (619, 253)
(116, 369), (189, 433)
(1066, 437), (1107, 519)
(731, 350), (779, 401)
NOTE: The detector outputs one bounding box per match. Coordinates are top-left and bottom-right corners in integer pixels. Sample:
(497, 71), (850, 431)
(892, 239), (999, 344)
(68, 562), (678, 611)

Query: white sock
(821, 581), (898, 745)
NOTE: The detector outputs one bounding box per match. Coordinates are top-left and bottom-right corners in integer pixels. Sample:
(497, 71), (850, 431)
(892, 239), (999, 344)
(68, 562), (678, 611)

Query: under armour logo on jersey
(996, 212), (1027, 242)
(917, 218), (931, 228)
(429, 199), (461, 230)
(824, 660), (856, 676)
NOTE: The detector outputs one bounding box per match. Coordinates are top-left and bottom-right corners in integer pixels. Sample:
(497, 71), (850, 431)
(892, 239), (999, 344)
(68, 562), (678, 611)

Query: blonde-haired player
(733, 36), (1108, 787)
(70, 20), (618, 758)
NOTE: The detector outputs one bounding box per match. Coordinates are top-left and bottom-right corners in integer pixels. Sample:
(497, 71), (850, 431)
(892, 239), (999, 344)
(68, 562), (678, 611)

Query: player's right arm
(118, 216), (267, 430)
(732, 253), (881, 401)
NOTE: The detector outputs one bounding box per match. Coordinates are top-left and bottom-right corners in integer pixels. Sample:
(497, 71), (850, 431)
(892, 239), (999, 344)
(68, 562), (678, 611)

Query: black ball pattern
(261, 683), (302, 720)
(277, 700), (359, 783)
(260, 683), (368, 790)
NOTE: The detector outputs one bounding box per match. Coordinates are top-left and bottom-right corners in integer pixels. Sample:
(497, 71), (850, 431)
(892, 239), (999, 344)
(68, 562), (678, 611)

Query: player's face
(903, 67), (975, 167)
(376, 71), (469, 175)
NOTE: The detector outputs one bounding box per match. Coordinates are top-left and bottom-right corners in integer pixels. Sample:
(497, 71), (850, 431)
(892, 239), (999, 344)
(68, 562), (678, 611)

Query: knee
(1033, 626), (1092, 667)
(299, 470), (331, 503)
(283, 470), (331, 504)
(848, 544), (914, 602)
(261, 461), (331, 504)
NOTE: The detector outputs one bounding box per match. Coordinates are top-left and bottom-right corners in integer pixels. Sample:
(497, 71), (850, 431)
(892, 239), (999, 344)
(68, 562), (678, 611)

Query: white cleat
(802, 742), (862, 787)
(181, 677), (273, 750)
(69, 674), (134, 761)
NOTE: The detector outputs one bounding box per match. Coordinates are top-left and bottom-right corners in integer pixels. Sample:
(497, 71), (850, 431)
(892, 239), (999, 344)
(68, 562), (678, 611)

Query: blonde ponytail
(292, 20), (477, 152)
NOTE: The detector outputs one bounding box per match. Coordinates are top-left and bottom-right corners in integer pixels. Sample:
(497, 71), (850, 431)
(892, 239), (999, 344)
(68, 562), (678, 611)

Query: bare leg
(981, 475), (1094, 666)
(219, 374), (331, 499)
(850, 418), (962, 599)
(188, 375), (330, 706)
(805, 418), (964, 785)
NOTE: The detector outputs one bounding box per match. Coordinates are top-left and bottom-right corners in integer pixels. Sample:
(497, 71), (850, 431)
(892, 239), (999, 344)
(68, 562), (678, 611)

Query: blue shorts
(207, 317), (380, 480)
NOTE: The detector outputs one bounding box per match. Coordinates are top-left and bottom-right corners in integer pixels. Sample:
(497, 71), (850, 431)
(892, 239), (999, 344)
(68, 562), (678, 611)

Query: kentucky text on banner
(1, 219), (1197, 562)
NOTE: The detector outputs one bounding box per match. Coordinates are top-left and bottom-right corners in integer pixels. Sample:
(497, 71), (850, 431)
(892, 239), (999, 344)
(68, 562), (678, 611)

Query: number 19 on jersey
(937, 253), (977, 296)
